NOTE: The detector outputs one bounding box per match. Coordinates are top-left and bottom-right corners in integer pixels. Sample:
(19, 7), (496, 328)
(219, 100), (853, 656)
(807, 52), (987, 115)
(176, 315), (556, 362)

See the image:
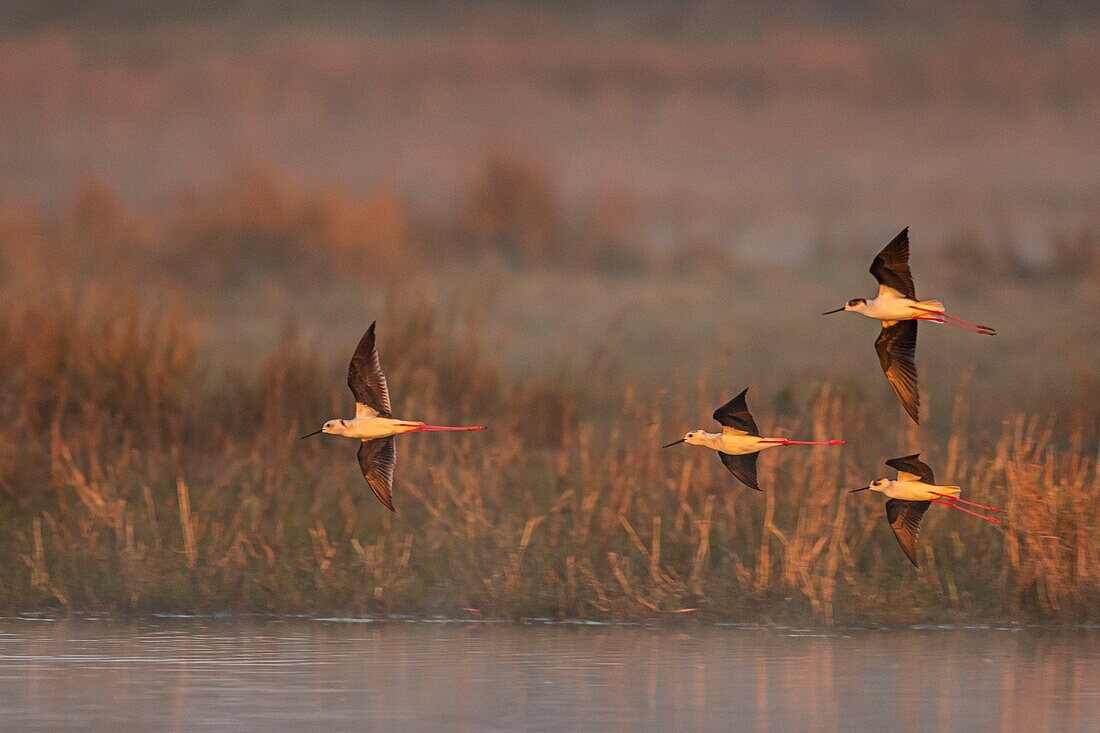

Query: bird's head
(301, 419), (347, 439)
(849, 478), (890, 494)
(663, 430), (708, 448)
(822, 298), (867, 316)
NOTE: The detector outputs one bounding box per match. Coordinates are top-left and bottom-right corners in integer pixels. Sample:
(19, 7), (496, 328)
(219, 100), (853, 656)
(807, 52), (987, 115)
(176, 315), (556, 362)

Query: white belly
(718, 434), (778, 455)
(883, 480), (960, 501)
(864, 296), (946, 322)
(346, 417), (418, 440)
(865, 298), (922, 321)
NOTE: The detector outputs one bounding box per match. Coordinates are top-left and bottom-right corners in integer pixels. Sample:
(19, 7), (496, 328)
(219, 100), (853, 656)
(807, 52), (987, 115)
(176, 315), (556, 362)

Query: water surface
(0, 618), (1096, 732)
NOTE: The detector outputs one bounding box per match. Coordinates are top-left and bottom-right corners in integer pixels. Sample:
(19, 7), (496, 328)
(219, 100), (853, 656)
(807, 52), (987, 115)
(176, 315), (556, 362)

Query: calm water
(0, 618), (1096, 732)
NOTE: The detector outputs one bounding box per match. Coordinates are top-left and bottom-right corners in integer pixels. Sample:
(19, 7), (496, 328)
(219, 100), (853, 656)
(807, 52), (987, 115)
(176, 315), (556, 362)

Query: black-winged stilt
(302, 322), (487, 511)
(822, 227), (996, 423)
(663, 388), (843, 491)
(849, 453), (1001, 567)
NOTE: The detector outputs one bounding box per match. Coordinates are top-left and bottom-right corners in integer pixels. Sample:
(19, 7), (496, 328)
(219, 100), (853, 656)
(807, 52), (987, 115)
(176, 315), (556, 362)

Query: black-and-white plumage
(713, 389), (762, 491)
(348, 322), (392, 418)
(302, 321), (487, 512)
(349, 323), (397, 509)
(869, 227), (916, 300)
(885, 498), (930, 568)
(712, 388), (760, 436)
(664, 387), (843, 492)
(885, 453), (936, 484)
(850, 453), (1000, 568)
(823, 227), (996, 425)
(875, 320), (920, 424)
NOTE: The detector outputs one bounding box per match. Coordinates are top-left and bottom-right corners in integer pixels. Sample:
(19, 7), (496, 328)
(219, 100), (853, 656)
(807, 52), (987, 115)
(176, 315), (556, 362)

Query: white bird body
(867, 477), (961, 502)
(685, 428), (788, 456)
(846, 287), (945, 325)
(319, 413), (429, 441)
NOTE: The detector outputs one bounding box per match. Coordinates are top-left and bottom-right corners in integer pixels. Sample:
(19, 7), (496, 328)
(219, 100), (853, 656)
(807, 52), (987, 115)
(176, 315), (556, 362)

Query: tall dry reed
(0, 296), (1095, 624)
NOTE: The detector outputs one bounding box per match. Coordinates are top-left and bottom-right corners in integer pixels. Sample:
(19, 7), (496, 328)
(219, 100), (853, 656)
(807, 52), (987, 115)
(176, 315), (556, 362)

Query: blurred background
(0, 1), (1097, 620)
(3, 1), (1098, 407)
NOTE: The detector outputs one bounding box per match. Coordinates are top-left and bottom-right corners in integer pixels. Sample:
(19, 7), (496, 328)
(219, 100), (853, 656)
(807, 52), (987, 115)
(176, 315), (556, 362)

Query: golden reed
(0, 296), (1095, 624)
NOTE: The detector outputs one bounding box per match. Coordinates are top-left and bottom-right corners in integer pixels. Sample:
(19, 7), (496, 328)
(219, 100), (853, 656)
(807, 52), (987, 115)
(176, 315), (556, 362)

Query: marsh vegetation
(0, 4), (1097, 625)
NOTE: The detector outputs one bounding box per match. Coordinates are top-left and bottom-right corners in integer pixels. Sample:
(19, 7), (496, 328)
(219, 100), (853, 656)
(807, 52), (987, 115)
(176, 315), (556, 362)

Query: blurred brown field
(1, 6), (1098, 242)
(0, 3), (1098, 623)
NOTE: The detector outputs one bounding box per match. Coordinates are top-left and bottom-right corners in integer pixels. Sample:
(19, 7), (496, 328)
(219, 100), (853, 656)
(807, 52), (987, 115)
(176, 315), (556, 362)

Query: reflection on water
(0, 619), (1096, 732)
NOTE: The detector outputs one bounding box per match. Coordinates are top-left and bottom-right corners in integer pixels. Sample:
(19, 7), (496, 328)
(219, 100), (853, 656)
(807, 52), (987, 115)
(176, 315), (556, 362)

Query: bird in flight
(663, 388), (844, 491)
(849, 453), (1001, 567)
(302, 322), (487, 511)
(822, 227), (996, 423)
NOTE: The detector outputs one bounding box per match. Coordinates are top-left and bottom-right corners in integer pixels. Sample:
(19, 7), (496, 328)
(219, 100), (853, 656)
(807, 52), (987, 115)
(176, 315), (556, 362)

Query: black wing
(869, 227), (916, 299)
(719, 452), (761, 491)
(886, 453), (936, 484)
(874, 320), (920, 424)
(885, 499), (930, 568)
(347, 322), (392, 417)
(713, 388), (759, 435)
(358, 438), (396, 512)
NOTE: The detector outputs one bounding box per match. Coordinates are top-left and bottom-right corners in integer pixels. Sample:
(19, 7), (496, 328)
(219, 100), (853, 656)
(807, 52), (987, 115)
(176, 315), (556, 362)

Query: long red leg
(913, 307), (995, 334)
(940, 312), (996, 333)
(930, 491), (1002, 513)
(925, 317), (991, 334)
(931, 498), (1001, 524)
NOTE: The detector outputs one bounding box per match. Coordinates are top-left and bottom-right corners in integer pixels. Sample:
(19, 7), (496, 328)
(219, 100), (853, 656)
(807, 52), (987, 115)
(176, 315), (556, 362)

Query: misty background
(1, 0), (1097, 422)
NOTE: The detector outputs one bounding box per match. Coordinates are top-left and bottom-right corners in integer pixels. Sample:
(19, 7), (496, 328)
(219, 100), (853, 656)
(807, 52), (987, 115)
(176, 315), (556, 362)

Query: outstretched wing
(358, 438), (396, 512)
(713, 388), (759, 436)
(886, 453), (936, 484)
(719, 452), (761, 491)
(875, 320), (920, 424)
(885, 499), (930, 568)
(869, 227), (916, 300)
(347, 321), (392, 418)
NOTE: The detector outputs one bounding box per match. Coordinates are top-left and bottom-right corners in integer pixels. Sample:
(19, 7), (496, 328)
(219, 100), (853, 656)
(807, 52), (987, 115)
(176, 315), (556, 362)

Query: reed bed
(0, 296), (1095, 625)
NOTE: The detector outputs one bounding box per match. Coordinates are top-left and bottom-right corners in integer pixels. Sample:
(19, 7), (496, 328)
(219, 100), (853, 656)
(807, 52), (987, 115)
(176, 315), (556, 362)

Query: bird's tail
(913, 303), (996, 335)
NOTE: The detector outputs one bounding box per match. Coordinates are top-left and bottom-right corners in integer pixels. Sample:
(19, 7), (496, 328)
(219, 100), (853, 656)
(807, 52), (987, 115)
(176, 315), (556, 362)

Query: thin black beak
(663, 438), (686, 448)
(822, 307), (845, 315)
(848, 486), (870, 493)
(300, 429), (324, 439)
